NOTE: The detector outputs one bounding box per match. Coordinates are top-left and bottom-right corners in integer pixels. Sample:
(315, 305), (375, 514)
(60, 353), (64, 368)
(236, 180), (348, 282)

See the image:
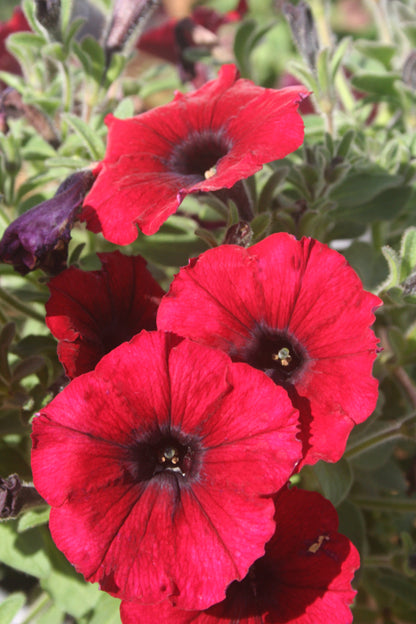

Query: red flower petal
(0, 8), (30, 77)
(31, 331), (301, 608)
(157, 233), (381, 466)
(81, 65), (308, 243)
(120, 487), (359, 624)
(45, 251), (164, 378)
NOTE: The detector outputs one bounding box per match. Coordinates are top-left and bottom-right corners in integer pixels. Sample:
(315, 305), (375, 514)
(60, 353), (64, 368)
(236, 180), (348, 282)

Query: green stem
(394, 367), (416, 409)
(20, 592), (51, 624)
(309, 0), (332, 47)
(350, 496), (416, 512)
(363, 555), (393, 568)
(371, 222), (384, 251)
(0, 286), (45, 323)
(335, 70), (356, 114)
(344, 412), (416, 459)
(366, 0), (392, 44)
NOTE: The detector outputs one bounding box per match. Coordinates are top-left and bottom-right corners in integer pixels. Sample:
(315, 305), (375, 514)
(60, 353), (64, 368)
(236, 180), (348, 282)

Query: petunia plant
(0, 1), (416, 624)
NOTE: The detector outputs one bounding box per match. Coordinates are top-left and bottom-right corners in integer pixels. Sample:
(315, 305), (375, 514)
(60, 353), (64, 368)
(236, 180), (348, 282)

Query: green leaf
(351, 72), (400, 96)
(7, 32), (45, 52)
(316, 47), (330, 95)
(17, 507), (51, 533)
(251, 213), (272, 240)
(63, 17), (86, 50)
(11, 355), (45, 383)
(330, 37), (351, 81)
(332, 185), (412, 223)
(104, 52), (127, 87)
(135, 218), (208, 267)
(80, 36), (105, 83)
(11, 336), (58, 359)
(336, 129), (355, 159)
(41, 548), (101, 618)
(337, 500), (367, 556)
(234, 19), (257, 77)
(257, 167), (289, 211)
(36, 604), (65, 624)
(0, 592), (26, 624)
(60, 0), (74, 33)
(86, 593), (122, 624)
(400, 227), (416, 282)
(313, 458), (353, 507)
(112, 98), (135, 120)
(342, 241), (388, 291)
(42, 42), (66, 62)
(379, 245), (401, 291)
(62, 113), (105, 160)
(355, 41), (396, 68)
(330, 171), (403, 208)
(44, 156), (92, 169)
(376, 572), (416, 608)
(0, 522), (51, 578)
(287, 61), (319, 93)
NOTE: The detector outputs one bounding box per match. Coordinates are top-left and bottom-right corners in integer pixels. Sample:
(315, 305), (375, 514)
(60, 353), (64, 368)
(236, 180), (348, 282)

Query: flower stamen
(271, 347), (292, 367)
(204, 166), (217, 179)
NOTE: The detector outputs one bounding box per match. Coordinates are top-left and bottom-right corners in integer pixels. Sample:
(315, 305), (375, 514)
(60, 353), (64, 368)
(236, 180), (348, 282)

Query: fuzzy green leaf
(400, 227), (416, 282)
(0, 592), (26, 624)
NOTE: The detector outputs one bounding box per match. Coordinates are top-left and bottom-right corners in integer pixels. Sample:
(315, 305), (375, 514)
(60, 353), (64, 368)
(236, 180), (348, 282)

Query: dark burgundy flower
(0, 7), (30, 79)
(45, 251), (164, 378)
(81, 64), (308, 244)
(0, 169), (95, 275)
(120, 486), (360, 624)
(0, 474), (45, 519)
(136, 1), (247, 64)
(158, 233), (381, 466)
(31, 331), (301, 608)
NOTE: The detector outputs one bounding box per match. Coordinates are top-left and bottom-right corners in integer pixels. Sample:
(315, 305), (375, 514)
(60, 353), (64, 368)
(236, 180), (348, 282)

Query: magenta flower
(31, 331), (301, 608)
(158, 233), (381, 466)
(45, 251), (164, 378)
(121, 486), (360, 624)
(81, 64), (308, 244)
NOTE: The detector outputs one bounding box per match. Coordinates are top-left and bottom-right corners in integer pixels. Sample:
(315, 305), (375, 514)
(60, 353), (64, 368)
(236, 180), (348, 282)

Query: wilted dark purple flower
(0, 474), (45, 519)
(0, 169), (95, 275)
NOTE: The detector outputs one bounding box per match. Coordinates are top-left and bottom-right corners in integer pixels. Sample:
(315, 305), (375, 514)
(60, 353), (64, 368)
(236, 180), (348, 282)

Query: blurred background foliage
(0, 0), (416, 622)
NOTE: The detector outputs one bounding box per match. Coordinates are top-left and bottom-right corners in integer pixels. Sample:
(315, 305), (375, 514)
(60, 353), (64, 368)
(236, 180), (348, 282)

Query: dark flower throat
(168, 129), (231, 182)
(240, 327), (306, 386)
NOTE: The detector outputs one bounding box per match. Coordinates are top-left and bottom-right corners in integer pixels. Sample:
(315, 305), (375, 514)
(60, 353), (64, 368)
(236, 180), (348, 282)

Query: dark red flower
(158, 233), (381, 466)
(31, 331), (301, 608)
(0, 7), (30, 78)
(120, 486), (360, 624)
(45, 251), (164, 378)
(81, 64), (308, 244)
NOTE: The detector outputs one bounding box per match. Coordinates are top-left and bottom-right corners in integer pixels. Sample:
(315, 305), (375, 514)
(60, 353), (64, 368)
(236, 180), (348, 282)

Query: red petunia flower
(31, 331), (302, 608)
(81, 64), (308, 244)
(0, 7), (30, 78)
(45, 251), (164, 378)
(120, 486), (360, 624)
(157, 233), (381, 466)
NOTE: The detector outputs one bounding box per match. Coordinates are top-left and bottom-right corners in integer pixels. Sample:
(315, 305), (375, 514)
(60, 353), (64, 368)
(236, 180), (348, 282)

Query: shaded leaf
(313, 458), (353, 506)
(0, 522), (51, 578)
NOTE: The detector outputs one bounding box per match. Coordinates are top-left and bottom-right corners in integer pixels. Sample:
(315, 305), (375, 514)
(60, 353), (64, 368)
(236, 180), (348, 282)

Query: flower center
(168, 129), (231, 182)
(239, 327), (306, 386)
(154, 442), (190, 477)
(127, 431), (201, 484)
